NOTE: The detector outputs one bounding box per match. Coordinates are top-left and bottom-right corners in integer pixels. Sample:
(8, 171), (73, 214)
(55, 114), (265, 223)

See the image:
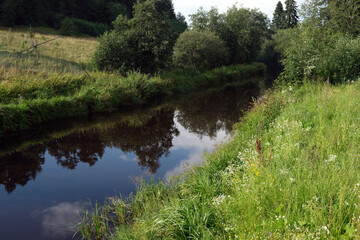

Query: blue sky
(173, 0), (306, 22)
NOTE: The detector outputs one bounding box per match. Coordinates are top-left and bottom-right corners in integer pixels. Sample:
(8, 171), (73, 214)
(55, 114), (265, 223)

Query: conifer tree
(272, 1), (285, 30)
(284, 0), (299, 28)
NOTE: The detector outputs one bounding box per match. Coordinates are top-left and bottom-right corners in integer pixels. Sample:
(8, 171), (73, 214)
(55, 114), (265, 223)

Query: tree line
(0, 0), (151, 36)
(95, 1), (271, 74)
(272, 0), (360, 84)
(0, 0), (137, 26)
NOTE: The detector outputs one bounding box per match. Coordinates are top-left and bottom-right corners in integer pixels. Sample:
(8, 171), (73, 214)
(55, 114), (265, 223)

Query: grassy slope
(78, 80), (360, 239)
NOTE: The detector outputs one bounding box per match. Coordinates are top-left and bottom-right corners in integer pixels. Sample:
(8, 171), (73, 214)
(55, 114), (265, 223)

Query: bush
(60, 17), (109, 37)
(274, 25), (360, 84)
(72, 18), (109, 37)
(318, 36), (360, 83)
(60, 17), (77, 36)
(93, 31), (133, 72)
(172, 30), (229, 70)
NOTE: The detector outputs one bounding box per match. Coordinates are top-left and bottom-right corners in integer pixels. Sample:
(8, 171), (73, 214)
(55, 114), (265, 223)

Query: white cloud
(173, 0), (306, 21)
(32, 201), (89, 239)
(164, 152), (203, 179)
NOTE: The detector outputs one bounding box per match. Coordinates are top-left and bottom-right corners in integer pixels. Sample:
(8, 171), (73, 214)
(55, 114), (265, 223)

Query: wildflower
(322, 226), (330, 235)
(256, 172), (261, 176)
(325, 154), (337, 164)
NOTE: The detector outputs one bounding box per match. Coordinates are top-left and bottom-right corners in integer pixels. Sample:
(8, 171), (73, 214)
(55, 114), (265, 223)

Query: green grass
(77, 80), (360, 239)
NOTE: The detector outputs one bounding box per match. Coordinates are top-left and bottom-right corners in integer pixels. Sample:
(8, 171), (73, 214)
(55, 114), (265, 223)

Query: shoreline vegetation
(77, 80), (360, 239)
(0, 62), (266, 138)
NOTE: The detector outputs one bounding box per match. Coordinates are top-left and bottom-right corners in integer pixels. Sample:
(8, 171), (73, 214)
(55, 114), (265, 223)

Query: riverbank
(78, 79), (360, 239)
(0, 63), (265, 137)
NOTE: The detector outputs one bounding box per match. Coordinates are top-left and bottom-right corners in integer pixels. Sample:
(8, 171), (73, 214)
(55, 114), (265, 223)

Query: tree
(93, 31), (134, 72)
(272, 1), (285, 29)
(284, 0), (299, 28)
(327, 0), (360, 36)
(189, 6), (269, 64)
(223, 7), (270, 63)
(172, 30), (229, 70)
(127, 0), (174, 73)
(190, 7), (223, 32)
(93, 0), (181, 73)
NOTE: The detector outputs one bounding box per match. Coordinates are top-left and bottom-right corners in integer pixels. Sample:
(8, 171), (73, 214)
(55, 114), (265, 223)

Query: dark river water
(0, 83), (259, 240)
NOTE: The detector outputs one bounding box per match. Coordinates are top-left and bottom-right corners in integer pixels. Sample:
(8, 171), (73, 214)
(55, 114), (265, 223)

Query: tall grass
(0, 28), (96, 63)
(77, 79), (360, 239)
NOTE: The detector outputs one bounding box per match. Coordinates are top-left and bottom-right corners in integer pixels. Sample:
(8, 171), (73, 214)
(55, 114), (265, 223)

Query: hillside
(0, 28), (97, 80)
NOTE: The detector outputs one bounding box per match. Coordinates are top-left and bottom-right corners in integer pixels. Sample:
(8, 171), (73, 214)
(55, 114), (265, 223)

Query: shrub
(318, 36), (360, 83)
(60, 17), (109, 37)
(172, 30), (229, 70)
(72, 18), (109, 37)
(60, 17), (77, 36)
(274, 25), (360, 84)
(93, 31), (133, 72)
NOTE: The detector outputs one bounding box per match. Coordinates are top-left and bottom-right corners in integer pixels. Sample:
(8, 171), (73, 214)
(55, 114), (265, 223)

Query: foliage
(272, 1), (286, 30)
(60, 17), (77, 36)
(301, 0), (360, 36)
(318, 36), (360, 83)
(0, 0), (137, 29)
(284, 0), (299, 28)
(275, 0), (360, 84)
(93, 31), (133, 72)
(190, 6), (270, 64)
(94, 0), (185, 73)
(172, 30), (229, 70)
(70, 18), (110, 37)
(126, 0), (174, 73)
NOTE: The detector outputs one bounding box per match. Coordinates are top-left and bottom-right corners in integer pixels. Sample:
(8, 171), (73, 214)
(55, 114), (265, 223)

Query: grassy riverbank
(78, 80), (360, 239)
(0, 29), (265, 137)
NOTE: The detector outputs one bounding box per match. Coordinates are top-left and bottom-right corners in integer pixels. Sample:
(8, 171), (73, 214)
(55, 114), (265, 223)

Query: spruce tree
(272, 1), (285, 30)
(284, 0), (299, 28)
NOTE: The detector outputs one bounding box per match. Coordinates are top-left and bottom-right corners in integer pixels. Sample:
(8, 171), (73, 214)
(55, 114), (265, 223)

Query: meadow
(0, 28), (266, 138)
(77, 80), (360, 239)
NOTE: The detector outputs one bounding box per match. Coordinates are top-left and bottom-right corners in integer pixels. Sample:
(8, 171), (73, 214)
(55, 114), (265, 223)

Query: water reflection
(32, 202), (87, 239)
(176, 85), (255, 137)
(0, 145), (45, 193)
(47, 133), (105, 170)
(0, 84), (259, 194)
(101, 108), (179, 173)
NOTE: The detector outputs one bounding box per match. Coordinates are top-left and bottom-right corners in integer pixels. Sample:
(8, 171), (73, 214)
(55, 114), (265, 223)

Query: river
(0, 83), (260, 240)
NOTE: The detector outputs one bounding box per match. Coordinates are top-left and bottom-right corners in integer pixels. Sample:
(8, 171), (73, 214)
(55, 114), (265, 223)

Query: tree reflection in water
(47, 133), (105, 170)
(0, 145), (46, 193)
(100, 108), (179, 174)
(176, 85), (258, 138)
(0, 84), (258, 193)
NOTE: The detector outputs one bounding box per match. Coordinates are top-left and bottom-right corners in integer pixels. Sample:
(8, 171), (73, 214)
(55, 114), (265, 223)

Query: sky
(172, 0), (306, 22)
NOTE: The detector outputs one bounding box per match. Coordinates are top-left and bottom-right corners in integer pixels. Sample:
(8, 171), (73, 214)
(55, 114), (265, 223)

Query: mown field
(77, 80), (360, 239)
(0, 28), (266, 138)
